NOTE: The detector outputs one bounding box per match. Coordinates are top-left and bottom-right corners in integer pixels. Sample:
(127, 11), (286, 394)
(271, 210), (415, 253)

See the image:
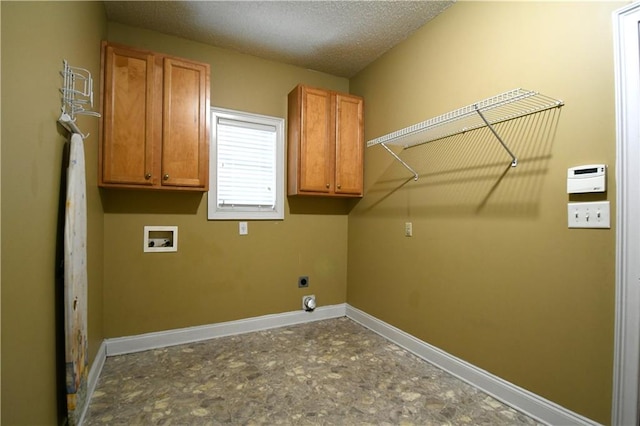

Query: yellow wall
(1, 2), (106, 424)
(102, 23), (350, 337)
(0, 1), (625, 425)
(348, 2), (622, 424)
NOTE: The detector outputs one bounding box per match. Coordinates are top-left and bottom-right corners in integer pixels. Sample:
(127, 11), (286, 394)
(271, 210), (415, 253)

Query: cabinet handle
(163, 174), (170, 180)
(326, 183), (330, 188)
(337, 184), (341, 189)
(144, 173), (151, 180)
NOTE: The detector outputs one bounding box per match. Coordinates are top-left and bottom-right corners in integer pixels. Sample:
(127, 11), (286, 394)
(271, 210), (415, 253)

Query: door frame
(612, 2), (640, 425)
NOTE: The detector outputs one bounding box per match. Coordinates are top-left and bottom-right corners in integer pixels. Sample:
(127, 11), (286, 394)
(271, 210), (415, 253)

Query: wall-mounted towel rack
(58, 60), (100, 139)
(366, 88), (564, 180)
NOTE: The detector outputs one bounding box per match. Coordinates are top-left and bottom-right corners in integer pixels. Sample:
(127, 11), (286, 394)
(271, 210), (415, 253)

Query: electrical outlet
(568, 201), (610, 229)
(298, 276), (309, 288)
(405, 222), (413, 237)
(239, 221), (248, 235)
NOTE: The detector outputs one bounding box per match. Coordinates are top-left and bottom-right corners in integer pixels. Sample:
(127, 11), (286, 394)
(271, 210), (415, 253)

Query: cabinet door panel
(299, 87), (332, 193)
(102, 46), (155, 185)
(161, 58), (209, 189)
(335, 94), (364, 195)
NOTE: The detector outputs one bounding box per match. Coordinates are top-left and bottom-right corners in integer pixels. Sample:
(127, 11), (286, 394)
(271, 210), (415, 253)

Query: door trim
(612, 2), (640, 425)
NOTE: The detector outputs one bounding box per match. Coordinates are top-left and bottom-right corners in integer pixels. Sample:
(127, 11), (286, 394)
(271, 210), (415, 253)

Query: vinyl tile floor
(84, 317), (545, 425)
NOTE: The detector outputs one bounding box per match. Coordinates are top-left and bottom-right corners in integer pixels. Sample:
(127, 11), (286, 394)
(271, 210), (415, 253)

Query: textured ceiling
(104, 1), (454, 78)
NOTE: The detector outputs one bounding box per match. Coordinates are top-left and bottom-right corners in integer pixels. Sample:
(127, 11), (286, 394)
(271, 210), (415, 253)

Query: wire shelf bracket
(57, 59), (101, 139)
(367, 88), (564, 180)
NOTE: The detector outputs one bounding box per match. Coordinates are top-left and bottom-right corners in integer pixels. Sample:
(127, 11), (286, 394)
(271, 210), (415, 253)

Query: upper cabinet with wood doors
(99, 42), (210, 191)
(287, 84), (364, 197)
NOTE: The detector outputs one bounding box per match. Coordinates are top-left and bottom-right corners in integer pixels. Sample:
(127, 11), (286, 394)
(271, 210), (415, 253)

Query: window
(208, 107), (285, 220)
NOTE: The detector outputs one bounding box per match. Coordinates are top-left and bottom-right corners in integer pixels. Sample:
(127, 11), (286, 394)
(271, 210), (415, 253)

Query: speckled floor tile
(84, 317), (544, 425)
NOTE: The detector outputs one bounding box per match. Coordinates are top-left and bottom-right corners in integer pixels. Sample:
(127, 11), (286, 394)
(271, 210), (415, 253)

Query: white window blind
(208, 108), (284, 220)
(217, 118), (276, 208)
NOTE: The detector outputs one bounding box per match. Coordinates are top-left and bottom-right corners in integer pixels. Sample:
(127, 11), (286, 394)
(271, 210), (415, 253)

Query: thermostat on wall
(567, 164), (606, 193)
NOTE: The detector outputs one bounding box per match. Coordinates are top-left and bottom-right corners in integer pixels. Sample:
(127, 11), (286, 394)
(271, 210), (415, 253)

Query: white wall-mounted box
(143, 226), (178, 252)
(567, 164), (607, 193)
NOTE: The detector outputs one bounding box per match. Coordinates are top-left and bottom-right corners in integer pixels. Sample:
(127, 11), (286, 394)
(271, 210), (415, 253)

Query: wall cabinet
(99, 42), (210, 191)
(287, 84), (364, 197)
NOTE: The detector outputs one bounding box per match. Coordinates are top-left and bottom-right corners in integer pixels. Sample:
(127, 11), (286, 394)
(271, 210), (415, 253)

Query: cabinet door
(299, 86), (332, 193)
(161, 57), (210, 189)
(334, 93), (364, 196)
(101, 45), (155, 186)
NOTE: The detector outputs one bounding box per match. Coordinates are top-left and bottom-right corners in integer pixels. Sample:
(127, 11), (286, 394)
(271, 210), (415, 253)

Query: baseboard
(78, 340), (107, 426)
(345, 305), (600, 426)
(105, 303), (347, 356)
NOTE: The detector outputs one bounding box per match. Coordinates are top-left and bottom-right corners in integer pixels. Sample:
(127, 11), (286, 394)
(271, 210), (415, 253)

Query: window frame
(208, 107), (285, 220)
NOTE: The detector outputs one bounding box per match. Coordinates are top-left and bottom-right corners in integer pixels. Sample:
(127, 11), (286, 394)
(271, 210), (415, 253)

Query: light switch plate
(568, 201), (610, 229)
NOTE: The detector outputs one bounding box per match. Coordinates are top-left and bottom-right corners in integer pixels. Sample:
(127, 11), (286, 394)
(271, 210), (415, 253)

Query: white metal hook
(58, 111), (88, 139)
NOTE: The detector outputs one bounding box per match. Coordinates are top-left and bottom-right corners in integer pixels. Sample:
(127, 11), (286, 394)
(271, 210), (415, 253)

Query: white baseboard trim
(105, 303), (347, 356)
(345, 305), (600, 426)
(79, 339), (107, 426)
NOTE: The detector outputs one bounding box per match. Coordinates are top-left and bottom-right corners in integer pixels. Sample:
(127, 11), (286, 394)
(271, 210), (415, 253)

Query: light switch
(568, 201), (610, 229)
(239, 221), (248, 235)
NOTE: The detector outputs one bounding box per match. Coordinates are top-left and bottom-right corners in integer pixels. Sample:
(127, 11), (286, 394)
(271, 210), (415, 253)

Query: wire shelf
(366, 88), (563, 149)
(366, 88), (563, 179)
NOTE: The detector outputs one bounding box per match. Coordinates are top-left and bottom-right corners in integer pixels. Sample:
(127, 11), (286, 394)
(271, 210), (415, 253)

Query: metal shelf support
(474, 105), (518, 167)
(381, 143), (419, 181)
